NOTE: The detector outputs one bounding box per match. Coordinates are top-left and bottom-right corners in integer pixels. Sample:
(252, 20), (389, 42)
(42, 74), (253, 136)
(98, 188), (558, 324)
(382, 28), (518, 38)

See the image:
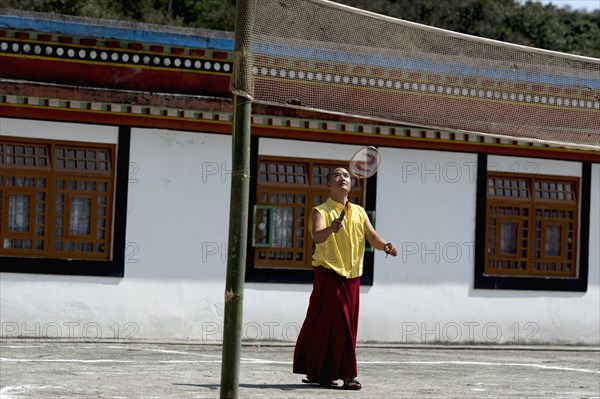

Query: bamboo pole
(219, 1), (255, 398)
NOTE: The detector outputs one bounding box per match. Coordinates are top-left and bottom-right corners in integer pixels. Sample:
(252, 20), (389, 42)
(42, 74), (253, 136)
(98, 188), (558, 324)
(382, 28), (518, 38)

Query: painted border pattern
(0, 32), (232, 76)
(0, 91), (574, 150)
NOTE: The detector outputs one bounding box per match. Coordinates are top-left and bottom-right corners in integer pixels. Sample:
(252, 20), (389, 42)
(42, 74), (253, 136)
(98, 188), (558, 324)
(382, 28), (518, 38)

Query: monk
(293, 166), (398, 390)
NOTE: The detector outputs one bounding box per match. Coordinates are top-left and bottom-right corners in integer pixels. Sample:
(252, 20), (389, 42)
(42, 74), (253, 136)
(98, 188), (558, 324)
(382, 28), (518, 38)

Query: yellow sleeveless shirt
(310, 197), (367, 278)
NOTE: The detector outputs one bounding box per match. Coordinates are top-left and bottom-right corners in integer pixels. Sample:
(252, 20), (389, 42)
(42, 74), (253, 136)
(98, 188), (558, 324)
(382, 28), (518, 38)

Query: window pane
(8, 194), (30, 232)
(545, 224), (561, 257)
(70, 198), (91, 235)
(313, 167), (321, 185)
(499, 221), (517, 255)
(272, 206), (293, 248)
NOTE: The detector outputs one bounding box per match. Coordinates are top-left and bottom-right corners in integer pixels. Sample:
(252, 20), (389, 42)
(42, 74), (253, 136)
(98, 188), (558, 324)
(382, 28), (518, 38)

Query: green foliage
(1, 0), (598, 57)
(378, 0), (598, 57)
(182, 0), (236, 31)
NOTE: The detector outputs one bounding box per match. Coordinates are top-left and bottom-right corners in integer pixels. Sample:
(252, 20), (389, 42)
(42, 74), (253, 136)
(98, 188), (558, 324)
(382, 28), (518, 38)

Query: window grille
(485, 172), (578, 277)
(0, 138), (115, 260)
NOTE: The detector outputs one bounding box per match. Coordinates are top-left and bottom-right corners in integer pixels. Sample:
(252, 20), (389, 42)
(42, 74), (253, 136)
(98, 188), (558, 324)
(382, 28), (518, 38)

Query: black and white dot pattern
(250, 65), (600, 111)
(0, 39), (232, 74)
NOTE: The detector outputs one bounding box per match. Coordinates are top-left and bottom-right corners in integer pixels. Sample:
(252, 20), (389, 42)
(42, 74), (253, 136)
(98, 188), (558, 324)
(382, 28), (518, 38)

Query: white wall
(0, 118), (118, 143)
(244, 143), (599, 345)
(1, 123), (233, 340)
(354, 151), (598, 344)
(1, 123), (598, 344)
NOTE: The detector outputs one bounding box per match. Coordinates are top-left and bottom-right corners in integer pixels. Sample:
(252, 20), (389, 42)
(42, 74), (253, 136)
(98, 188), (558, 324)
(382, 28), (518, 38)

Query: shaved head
(326, 167), (349, 182)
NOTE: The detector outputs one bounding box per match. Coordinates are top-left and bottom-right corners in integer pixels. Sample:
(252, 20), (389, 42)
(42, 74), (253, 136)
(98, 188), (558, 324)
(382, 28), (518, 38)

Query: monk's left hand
(384, 243), (398, 257)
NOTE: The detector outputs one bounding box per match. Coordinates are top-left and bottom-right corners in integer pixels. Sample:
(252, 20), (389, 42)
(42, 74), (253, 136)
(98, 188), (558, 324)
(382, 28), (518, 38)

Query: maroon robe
(293, 266), (360, 381)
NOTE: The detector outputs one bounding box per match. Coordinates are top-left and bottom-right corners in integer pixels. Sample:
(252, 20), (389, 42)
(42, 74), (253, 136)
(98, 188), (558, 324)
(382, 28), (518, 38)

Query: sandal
(302, 377), (338, 387)
(342, 378), (362, 390)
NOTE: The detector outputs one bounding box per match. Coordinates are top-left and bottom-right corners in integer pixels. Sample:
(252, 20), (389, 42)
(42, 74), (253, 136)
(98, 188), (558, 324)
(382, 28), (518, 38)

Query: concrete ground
(0, 340), (599, 399)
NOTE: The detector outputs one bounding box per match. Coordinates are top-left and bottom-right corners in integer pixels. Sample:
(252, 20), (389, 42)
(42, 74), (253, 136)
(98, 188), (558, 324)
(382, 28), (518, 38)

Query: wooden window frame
(474, 154), (591, 292)
(1, 137), (114, 260)
(0, 126), (130, 277)
(245, 137), (376, 285)
(485, 172), (579, 277)
(252, 156), (365, 270)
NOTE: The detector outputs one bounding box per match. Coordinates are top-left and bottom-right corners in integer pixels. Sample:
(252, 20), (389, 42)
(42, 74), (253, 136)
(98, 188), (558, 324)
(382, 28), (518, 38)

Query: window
(0, 137), (115, 261)
(485, 172), (578, 278)
(252, 156), (365, 270)
(474, 153), (591, 292)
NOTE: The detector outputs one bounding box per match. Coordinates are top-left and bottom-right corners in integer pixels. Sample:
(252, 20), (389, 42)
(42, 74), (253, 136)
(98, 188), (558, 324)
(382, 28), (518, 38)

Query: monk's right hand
(331, 218), (343, 233)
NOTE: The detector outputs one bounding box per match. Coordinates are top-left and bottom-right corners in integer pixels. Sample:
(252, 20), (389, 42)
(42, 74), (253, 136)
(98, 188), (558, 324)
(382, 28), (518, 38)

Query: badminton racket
(338, 146), (381, 221)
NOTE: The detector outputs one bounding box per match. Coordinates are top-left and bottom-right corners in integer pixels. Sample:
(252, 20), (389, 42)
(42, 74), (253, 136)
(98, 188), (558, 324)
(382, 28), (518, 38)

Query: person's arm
(364, 214), (398, 256)
(312, 209), (343, 244)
